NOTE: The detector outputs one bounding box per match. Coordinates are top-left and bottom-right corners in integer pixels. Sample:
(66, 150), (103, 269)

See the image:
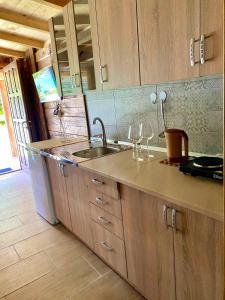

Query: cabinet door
(46, 158), (72, 230)
(66, 166), (93, 249)
(199, 0), (223, 76)
(63, 1), (82, 94)
(93, 0), (140, 89)
(121, 185), (175, 300)
(174, 206), (223, 300)
(137, 0), (200, 84)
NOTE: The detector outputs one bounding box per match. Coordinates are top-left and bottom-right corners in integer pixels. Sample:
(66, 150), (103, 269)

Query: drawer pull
(91, 178), (104, 185)
(97, 216), (111, 225)
(95, 197), (107, 205)
(100, 241), (113, 251)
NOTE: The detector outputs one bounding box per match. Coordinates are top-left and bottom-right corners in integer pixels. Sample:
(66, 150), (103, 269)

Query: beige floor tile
(0, 217), (22, 234)
(15, 225), (76, 259)
(0, 247), (19, 271)
(5, 256), (100, 300)
(0, 220), (50, 250)
(44, 238), (91, 269)
(0, 201), (35, 221)
(18, 211), (46, 225)
(82, 251), (111, 276)
(71, 271), (144, 300)
(0, 252), (53, 298)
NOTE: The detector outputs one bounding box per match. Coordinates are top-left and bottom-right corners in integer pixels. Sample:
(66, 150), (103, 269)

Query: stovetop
(179, 156), (223, 182)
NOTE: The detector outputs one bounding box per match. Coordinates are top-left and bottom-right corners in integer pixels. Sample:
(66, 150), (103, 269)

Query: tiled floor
(0, 171), (144, 300)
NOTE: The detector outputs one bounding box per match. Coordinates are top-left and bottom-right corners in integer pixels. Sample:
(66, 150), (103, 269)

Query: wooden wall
(35, 43), (89, 139)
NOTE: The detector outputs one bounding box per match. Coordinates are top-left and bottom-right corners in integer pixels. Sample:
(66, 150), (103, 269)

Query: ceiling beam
(0, 8), (49, 32)
(0, 32), (44, 49)
(31, 0), (70, 8)
(0, 47), (25, 58)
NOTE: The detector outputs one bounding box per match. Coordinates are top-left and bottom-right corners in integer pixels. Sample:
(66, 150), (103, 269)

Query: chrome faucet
(93, 117), (107, 147)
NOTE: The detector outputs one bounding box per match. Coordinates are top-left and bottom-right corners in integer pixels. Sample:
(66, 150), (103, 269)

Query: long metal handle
(59, 163), (67, 177)
(91, 178), (104, 185)
(172, 208), (177, 230)
(97, 216), (111, 225)
(95, 197), (107, 205)
(74, 73), (81, 87)
(163, 205), (173, 229)
(190, 37), (200, 67)
(100, 241), (113, 251)
(100, 65), (107, 83)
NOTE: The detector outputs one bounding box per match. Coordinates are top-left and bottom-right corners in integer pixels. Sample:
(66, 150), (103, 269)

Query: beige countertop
(27, 137), (88, 151)
(79, 149), (223, 222)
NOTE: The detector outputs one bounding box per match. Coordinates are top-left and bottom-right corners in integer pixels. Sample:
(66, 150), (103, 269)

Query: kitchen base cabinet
(66, 166), (94, 249)
(121, 185), (176, 300)
(121, 184), (223, 300)
(174, 206), (223, 300)
(46, 158), (72, 230)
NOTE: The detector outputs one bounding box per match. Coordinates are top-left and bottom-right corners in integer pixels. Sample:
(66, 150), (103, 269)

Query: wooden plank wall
(35, 42), (89, 139)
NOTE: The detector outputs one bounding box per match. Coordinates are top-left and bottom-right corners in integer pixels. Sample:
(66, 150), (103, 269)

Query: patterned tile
(86, 76), (223, 154)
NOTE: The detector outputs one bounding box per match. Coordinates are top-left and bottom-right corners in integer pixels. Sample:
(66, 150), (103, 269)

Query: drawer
(92, 221), (127, 278)
(90, 203), (124, 240)
(89, 188), (122, 219)
(85, 171), (120, 200)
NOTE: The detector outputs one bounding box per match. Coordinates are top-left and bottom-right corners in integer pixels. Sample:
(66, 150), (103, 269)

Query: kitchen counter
(79, 149), (223, 222)
(27, 137), (88, 152)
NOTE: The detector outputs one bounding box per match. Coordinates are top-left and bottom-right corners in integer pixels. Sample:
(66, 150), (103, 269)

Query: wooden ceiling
(0, 0), (74, 62)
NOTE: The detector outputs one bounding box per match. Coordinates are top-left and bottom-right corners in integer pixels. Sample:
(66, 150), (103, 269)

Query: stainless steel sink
(72, 146), (120, 159)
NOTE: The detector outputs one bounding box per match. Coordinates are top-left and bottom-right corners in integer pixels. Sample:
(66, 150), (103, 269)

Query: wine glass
(128, 123), (144, 161)
(146, 122), (155, 158)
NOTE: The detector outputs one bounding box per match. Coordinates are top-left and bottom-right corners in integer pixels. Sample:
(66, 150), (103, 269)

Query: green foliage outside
(0, 104), (5, 126)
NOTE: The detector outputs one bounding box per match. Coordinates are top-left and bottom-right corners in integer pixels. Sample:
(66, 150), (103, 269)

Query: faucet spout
(93, 117), (107, 147)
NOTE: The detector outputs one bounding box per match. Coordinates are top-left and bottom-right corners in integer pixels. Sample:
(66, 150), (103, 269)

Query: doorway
(0, 79), (20, 174)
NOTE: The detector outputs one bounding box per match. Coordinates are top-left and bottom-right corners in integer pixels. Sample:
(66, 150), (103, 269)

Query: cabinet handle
(97, 216), (111, 225)
(163, 205), (173, 229)
(95, 197), (107, 205)
(71, 75), (75, 88)
(100, 241), (113, 251)
(190, 37), (200, 67)
(172, 208), (176, 230)
(59, 163), (67, 177)
(91, 178), (104, 185)
(74, 73), (81, 87)
(100, 65), (108, 83)
(200, 34), (210, 65)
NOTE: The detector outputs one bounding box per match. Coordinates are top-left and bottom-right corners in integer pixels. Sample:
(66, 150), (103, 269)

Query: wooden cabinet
(121, 185), (176, 300)
(66, 166), (93, 248)
(199, 0), (223, 76)
(137, 0), (199, 84)
(89, 0), (140, 90)
(137, 0), (223, 85)
(174, 205), (223, 300)
(49, 1), (96, 97)
(121, 184), (223, 300)
(46, 158), (72, 230)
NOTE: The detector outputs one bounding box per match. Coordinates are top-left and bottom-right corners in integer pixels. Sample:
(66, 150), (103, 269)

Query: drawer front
(85, 171), (119, 200)
(92, 221), (127, 278)
(89, 188), (122, 219)
(90, 203), (124, 240)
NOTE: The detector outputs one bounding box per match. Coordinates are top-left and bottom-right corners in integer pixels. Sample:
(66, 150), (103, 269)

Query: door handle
(100, 65), (108, 83)
(97, 216), (111, 225)
(163, 205), (172, 229)
(100, 241), (113, 251)
(200, 34), (210, 65)
(190, 37), (200, 67)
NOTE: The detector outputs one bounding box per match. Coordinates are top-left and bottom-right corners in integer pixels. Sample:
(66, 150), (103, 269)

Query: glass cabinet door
(52, 12), (82, 97)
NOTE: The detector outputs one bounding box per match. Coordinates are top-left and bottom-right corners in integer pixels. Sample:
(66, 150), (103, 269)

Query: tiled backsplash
(85, 75), (223, 155)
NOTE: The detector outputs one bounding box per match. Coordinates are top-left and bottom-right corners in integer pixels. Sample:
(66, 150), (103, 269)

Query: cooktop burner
(179, 156), (223, 182)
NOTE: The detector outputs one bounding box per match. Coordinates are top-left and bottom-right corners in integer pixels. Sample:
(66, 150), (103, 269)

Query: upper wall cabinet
(49, 0), (96, 98)
(89, 0), (140, 90)
(137, 0), (223, 85)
